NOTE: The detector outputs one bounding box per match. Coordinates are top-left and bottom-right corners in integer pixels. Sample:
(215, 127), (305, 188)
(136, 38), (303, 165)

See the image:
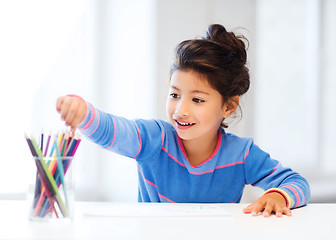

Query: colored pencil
(24, 134), (59, 217)
(44, 132), (51, 157)
(25, 131), (81, 218)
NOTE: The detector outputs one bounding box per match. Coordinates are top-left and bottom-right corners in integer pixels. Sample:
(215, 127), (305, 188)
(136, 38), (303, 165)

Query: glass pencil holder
(28, 156), (75, 221)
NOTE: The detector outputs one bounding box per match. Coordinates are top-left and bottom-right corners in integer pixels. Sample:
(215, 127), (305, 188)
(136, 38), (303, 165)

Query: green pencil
(53, 138), (68, 209)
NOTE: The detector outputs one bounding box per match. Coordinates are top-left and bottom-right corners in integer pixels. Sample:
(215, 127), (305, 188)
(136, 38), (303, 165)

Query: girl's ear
(222, 96), (239, 118)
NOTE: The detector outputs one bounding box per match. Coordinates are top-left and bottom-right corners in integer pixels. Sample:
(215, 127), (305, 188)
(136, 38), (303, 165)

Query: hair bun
(205, 24), (247, 66)
(205, 24), (228, 42)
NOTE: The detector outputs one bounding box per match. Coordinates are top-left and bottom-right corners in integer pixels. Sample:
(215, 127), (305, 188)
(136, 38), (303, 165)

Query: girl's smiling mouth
(175, 120), (196, 129)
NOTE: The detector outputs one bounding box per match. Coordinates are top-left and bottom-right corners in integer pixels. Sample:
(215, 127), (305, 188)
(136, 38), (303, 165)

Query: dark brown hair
(170, 24), (250, 127)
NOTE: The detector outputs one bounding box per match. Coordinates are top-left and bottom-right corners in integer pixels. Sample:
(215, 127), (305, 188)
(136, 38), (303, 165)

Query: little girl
(56, 24), (310, 217)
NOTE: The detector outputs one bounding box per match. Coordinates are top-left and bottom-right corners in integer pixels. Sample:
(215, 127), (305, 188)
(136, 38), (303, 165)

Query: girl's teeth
(177, 121), (193, 126)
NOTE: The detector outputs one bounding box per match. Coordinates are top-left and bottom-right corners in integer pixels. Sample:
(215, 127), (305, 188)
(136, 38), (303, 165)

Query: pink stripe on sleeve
(106, 117), (116, 150)
(133, 124), (142, 159)
(161, 131), (164, 147)
(80, 103), (95, 130)
(152, 119), (164, 147)
(87, 109), (100, 137)
(251, 162), (281, 186)
(266, 162), (280, 177)
(244, 148), (250, 160)
(290, 184), (305, 206)
(283, 185), (300, 208)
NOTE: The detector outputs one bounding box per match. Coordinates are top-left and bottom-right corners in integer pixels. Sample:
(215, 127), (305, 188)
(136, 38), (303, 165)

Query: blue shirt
(79, 103), (310, 208)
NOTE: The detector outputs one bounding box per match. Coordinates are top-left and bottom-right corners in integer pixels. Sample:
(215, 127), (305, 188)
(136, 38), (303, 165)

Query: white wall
(0, 0), (93, 199)
(83, 0), (156, 201)
(1, 0), (335, 203)
(255, 0), (336, 202)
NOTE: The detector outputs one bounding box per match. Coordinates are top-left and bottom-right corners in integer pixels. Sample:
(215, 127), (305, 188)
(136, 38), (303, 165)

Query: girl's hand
(56, 95), (87, 132)
(243, 192), (292, 217)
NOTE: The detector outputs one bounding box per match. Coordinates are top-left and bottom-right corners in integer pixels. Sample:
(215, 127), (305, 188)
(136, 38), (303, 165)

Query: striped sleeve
(244, 143), (310, 209)
(77, 103), (164, 161)
(78, 103), (141, 159)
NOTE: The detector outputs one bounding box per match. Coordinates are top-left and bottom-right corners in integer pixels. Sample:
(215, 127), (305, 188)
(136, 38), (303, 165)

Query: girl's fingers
(60, 98), (71, 121)
(56, 96), (65, 113)
(262, 204), (274, 217)
(251, 202), (265, 216)
(283, 207), (292, 216)
(274, 206), (292, 217)
(274, 205), (284, 217)
(242, 204), (254, 214)
(243, 202), (266, 216)
(71, 99), (88, 129)
(64, 99), (79, 127)
(245, 204), (292, 218)
(70, 126), (77, 134)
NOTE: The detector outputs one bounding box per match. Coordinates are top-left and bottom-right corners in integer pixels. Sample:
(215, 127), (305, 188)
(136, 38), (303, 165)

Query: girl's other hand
(243, 192), (292, 217)
(56, 95), (87, 133)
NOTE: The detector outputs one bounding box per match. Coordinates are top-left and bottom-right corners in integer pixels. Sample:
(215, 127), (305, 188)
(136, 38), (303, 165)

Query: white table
(1, 201), (335, 240)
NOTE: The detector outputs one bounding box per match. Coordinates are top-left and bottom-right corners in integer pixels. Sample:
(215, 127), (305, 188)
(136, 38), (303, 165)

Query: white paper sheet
(83, 203), (231, 218)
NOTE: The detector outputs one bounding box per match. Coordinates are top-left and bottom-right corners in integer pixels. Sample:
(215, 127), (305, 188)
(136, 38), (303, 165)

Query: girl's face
(166, 69), (232, 142)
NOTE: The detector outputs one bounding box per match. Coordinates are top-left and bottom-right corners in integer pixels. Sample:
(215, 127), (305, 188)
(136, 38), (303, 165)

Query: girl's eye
(193, 98), (205, 103)
(169, 93), (179, 99)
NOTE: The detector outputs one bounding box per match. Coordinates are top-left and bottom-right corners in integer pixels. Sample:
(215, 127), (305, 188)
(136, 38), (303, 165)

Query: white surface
(83, 203), (230, 217)
(0, 201), (335, 240)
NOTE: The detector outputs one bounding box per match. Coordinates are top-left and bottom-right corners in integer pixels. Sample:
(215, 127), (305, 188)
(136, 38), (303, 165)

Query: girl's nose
(175, 99), (189, 117)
